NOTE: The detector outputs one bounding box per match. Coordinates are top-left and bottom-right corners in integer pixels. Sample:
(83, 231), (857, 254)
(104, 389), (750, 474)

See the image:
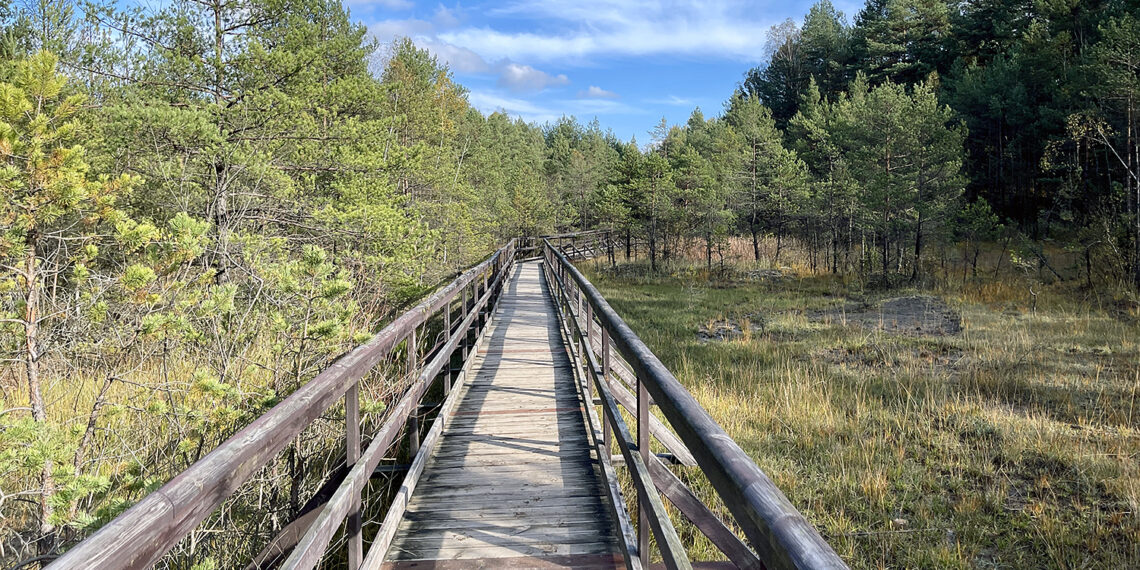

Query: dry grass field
(581, 244), (1140, 568)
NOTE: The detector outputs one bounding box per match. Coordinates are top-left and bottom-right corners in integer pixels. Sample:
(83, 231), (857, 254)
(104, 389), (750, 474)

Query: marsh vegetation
(585, 240), (1140, 568)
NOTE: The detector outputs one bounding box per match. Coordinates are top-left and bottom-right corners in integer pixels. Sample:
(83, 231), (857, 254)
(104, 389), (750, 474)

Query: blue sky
(357, 0), (864, 143)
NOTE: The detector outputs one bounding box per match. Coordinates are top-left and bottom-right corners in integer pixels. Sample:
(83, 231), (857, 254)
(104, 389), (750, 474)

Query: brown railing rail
(50, 232), (844, 569)
(543, 240), (848, 570)
(517, 229), (615, 261)
(50, 241), (517, 569)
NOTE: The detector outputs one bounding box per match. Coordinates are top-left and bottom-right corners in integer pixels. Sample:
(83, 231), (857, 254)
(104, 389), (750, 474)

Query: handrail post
(584, 303), (593, 395)
(481, 270), (489, 329)
(576, 281), (583, 325)
(601, 327), (611, 455)
(346, 382), (362, 568)
(407, 329), (419, 458)
(444, 299), (453, 395)
(637, 370), (650, 560)
(461, 287), (470, 364)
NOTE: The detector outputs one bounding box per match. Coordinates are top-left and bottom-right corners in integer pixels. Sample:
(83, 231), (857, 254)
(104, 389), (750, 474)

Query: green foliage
(3, 0), (1137, 561)
(725, 93), (810, 261)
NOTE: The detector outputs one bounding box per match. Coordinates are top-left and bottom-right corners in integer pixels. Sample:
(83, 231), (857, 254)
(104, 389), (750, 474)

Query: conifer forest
(2, 0), (1140, 567)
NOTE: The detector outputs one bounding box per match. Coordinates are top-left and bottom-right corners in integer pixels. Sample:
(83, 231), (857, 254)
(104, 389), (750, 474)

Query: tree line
(741, 0), (1140, 286)
(0, 0), (579, 561)
(1, 0), (1137, 563)
(562, 0), (1139, 288)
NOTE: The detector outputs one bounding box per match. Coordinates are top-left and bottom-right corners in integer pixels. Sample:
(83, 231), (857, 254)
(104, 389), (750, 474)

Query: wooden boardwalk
(56, 237), (846, 570)
(383, 261), (622, 568)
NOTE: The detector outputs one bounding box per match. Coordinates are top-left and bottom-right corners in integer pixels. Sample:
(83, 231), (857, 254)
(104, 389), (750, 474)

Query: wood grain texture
(381, 262), (620, 566)
(49, 243), (516, 570)
(546, 243), (848, 570)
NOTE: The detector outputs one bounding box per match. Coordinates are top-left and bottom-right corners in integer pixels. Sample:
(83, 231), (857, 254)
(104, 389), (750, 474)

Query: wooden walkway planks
(383, 261), (621, 568)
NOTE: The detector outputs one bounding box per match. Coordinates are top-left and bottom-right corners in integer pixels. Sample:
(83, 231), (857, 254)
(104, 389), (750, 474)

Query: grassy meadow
(580, 246), (1140, 569)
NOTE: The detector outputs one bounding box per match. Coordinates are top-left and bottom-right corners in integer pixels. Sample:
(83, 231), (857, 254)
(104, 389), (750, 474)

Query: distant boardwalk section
(383, 261), (621, 566)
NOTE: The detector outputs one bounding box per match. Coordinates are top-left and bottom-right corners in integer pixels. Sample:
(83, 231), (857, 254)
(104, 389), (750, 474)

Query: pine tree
(743, 19), (807, 129)
(801, 0), (852, 99)
(0, 51), (136, 553)
(725, 93), (809, 263)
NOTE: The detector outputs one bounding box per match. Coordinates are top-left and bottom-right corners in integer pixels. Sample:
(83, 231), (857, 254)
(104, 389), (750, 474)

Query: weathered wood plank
(381, 554), (625, 570)
(402, 500), (613, 518)
(388, 542), (619, 561)
(381, 261), (620, 565)
(51, 243), (518, 570)
(647, 455), (763, 570)
(399, 512), (609, 531)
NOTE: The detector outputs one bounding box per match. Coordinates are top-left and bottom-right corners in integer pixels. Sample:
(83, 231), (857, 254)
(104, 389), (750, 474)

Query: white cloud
(422, 39), (491, 73)
(496, 62), (570, 93)
(468, 91), (563, 124)
(369, 18), (434, 42)
(438, 0), (775, 63)
(369, 19), (491, 73)
(370, 0), (414, 9)
(468, 90), (647, 125)
(579, 85), (619, 99)
(368, 20), (572, 89)
(564, 98), (643, 116)
(646, 95), (695, 106)
(433, 5), (461, 28)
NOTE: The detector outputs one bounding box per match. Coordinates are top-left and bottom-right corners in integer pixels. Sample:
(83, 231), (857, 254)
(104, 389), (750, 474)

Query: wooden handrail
(50, 241), (517, 569)
(281, 245), (514, 568)
(544, 241), (848, 570)
(543, 249), (689, 570)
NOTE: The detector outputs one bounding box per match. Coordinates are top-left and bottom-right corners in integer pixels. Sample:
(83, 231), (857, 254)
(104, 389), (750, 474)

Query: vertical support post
(345, 382), (362, 568)
(445, 298), (452, 341)
(586, 303), (593, 348)
(407, 329), (419, 457)
(444, 298), (453, 396)
(601, 328), (611, 454)
(637, 371), (650, 560)
(461, 287), (470, 364)
(481, 271), (489, 330)
(576, 281), (582, 323)
(583, 302), (593, 393)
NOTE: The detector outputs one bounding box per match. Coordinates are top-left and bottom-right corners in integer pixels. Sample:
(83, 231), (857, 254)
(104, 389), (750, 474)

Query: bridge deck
(383, 261), (622, 568)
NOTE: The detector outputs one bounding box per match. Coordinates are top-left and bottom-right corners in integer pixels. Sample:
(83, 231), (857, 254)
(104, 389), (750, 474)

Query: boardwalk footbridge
(50, 233), (847, 570)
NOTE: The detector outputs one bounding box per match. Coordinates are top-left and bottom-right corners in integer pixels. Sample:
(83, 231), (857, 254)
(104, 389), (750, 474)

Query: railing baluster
(407, 329), (419, 457)
(601, 327), (611, 459)
(52, 241), (519, 570)
(444, 299), (453, 395)
(462, 287), (470, 364)
(544, 240), (847, 570)
(584, 302), (593, 394)
(637, 370), (650, 560)
(345, 382), (362, 568)
(444, 299), (452, 341)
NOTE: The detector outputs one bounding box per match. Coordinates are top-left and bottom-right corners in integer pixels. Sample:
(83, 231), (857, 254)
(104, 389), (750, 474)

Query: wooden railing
(543, 240), (848, 570)
(50, 241), (517, 569)
(51, 232), (845, 569)
(517, 229), (620, 262)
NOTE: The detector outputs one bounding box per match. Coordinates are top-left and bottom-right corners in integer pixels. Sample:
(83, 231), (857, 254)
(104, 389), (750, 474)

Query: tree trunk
(1086, 244), (1094, 290)
(911, 212), (924, 282)
(881, 230), (890, 286)
(1132, 97), (1140, 288)
(962, 241), (970, 286)
(775, 224), (784, 264)
(831, 224), (839, 274)
(751, 226), (760, 262)
(608, 228), (616, 268)
(70, 376), (114, 520)
(649, 224), (658, 272)
(706, 230), (712, 270)
(24, 239), (55, 554)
